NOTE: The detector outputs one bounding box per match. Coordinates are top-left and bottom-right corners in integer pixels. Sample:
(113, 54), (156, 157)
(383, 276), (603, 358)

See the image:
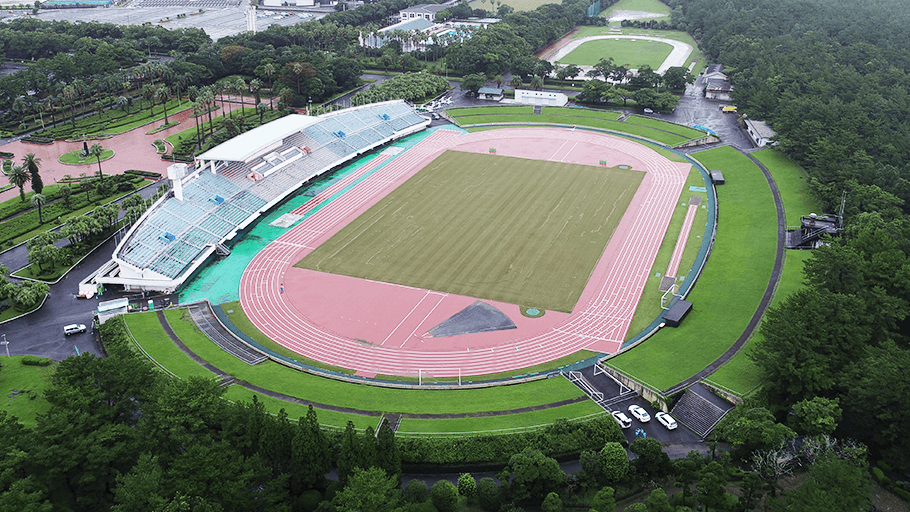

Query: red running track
(240, 128), (691, 377)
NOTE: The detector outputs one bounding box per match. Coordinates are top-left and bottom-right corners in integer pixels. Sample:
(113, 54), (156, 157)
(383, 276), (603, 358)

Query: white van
(64, 324), (86, 335)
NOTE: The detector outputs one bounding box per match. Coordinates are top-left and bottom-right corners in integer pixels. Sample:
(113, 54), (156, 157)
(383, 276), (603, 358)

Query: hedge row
(20, 136), (54, 145)
(22, 355), (53, 367)
(397, 415), (623, 467)
(125, 169), (162, 179)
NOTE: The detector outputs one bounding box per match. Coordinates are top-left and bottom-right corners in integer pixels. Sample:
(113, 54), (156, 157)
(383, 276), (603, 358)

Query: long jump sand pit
(240, 128), (691, 378)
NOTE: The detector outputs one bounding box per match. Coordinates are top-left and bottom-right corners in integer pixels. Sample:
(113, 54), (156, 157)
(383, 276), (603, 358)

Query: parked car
(611, 410), (632, 429)
(64, 324), (87, 335)
(655, 412), (678, 430)
(643, 108), (654, 114)
(628, 404), (651, 423)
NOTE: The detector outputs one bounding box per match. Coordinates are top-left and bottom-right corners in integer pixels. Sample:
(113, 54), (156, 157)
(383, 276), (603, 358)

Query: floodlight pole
(1, 334), (8, 358)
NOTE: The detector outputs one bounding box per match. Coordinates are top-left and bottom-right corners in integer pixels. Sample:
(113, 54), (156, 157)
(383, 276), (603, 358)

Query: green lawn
(58, 148), (114, 165)
(163, 308), (585, 415)
(607, 146), (777, 391)
(541, 107), (622, 120)
(124, 311), (214, 380)
(625, 115), (708, 139)
(467, 0), (550, 12)
(454, 113), (690, 146)
(397, 401), (605, 434)
(297, 151), (643, 313)
(707, 250), (812, 396)
(0, 356), (54, 427)
(752, 149), (820, 225)
(559, 39), (673, 69)
(601, 0), (671, 18)
(447, 106), (534, 117)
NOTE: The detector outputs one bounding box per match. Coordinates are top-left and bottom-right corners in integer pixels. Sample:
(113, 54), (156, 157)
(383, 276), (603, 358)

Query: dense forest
(669, 0), (910, 471)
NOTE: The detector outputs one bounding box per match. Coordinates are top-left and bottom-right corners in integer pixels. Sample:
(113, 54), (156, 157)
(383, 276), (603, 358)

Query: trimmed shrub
(21, 355), (53, 366)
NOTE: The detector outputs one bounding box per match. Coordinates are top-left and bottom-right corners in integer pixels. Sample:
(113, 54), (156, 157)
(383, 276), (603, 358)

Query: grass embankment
(447, 106), (534, 117)
(559, 39), (673, 69)
(448, 107), (695, 146)
(624, 114), (708, 139)
(706, 149), (819, 396)
(397, 401), (605, 434)
(607, 146), (777, 391)
(0, 356), (54, 427)
(167, 304), (584, 414)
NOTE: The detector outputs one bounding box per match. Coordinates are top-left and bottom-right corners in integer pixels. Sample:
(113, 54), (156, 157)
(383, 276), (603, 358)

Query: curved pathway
(547, 35), (693, 75)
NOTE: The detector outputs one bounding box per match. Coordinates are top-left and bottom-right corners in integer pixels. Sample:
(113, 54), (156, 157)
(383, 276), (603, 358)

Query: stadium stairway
(188, 302), (268, 365)
(669, 383), (734, 439)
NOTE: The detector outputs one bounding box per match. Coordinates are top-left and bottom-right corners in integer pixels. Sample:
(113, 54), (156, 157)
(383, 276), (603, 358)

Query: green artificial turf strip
(454, 114), (689, 146)
(625, 115), (708, 139)
(223, 386), (376, 430)
(397, 401), (605, 434)
(608, 146), (777, 390)
(600, 0), (671, 18)
(297, 151), (643, 314)
(124, 311), (213, 379)
(625, 167), (706, 337)
(447, 106), (534, 117)
(708, 249), (812, 396)
(165, 308), (585, 415)
(559, 39), (673, 69)
(0, 356), (53, 427)
(751, 149), (820, 225)
(541, 107), (623, 120)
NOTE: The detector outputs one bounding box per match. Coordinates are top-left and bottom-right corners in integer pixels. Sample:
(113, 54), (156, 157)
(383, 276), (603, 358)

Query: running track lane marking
(666, 204), (699, 278)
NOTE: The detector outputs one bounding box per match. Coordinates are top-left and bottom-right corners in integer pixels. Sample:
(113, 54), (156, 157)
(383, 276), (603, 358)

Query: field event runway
(240, 128), (690, 377)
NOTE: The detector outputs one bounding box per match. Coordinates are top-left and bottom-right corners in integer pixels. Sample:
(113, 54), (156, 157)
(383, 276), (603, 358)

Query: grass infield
(600, 0), (671, 19)
(559, 38), (673, 69)
(297, 150), (643, 313)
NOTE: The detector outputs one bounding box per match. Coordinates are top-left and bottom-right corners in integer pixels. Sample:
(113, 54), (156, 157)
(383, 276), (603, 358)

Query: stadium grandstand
(85, 100), (429, 294)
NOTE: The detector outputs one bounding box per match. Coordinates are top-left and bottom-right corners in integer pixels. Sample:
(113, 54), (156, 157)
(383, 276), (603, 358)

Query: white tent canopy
(197, 115), (322, 163)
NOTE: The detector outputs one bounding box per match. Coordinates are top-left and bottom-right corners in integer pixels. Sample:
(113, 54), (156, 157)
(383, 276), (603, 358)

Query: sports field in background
(601, 0), (672, 20)
(297, 150), (644, 313)
(558, 38), (673, 69)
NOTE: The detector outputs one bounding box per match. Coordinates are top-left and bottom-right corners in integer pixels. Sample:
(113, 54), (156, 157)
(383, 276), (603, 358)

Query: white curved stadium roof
(197, 114), (322, 163)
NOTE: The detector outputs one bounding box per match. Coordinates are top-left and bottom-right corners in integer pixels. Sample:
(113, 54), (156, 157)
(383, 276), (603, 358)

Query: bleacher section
(109, 101), (429, 288)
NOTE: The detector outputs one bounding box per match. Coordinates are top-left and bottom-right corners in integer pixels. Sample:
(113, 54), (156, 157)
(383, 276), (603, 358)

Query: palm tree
(256, 101), (268, 125)
(60, 184), (72, 209)
(155, 85), (170, 124)
(7, 165), (29, 202)
(62, 84), (77, 129)
(31, 193), (46, 224)
(21, 153), (42, 194)
(116, 95), (129, 114)
(33, 101), (45, 129)
(262, 62), (275, 109)
(89, 143), (106, 183)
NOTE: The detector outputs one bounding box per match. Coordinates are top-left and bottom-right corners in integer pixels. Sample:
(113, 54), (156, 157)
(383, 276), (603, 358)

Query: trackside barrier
(596, 362), (670, 412)
(700, 379), (746, 405)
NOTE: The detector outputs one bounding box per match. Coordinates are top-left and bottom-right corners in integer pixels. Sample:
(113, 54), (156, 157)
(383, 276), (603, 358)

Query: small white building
(396, 3), (449, 23)
(513, 89), (568, 107)
(477, 87), (504, 101)
(744, 118), (777, 147)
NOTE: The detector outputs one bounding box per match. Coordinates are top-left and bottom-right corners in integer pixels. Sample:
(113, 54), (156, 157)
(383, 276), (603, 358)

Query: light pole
(1, 334), (9, 358)
(308, 97), (312, 116)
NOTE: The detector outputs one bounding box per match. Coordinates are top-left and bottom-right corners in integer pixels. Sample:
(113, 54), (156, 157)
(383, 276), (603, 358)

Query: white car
(655, 412), (678, 430)
(64, 324), (87, 335)
(611, 410), (632, 429)
(643, 108), (654, 114)
(628, 404), (651, 423)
